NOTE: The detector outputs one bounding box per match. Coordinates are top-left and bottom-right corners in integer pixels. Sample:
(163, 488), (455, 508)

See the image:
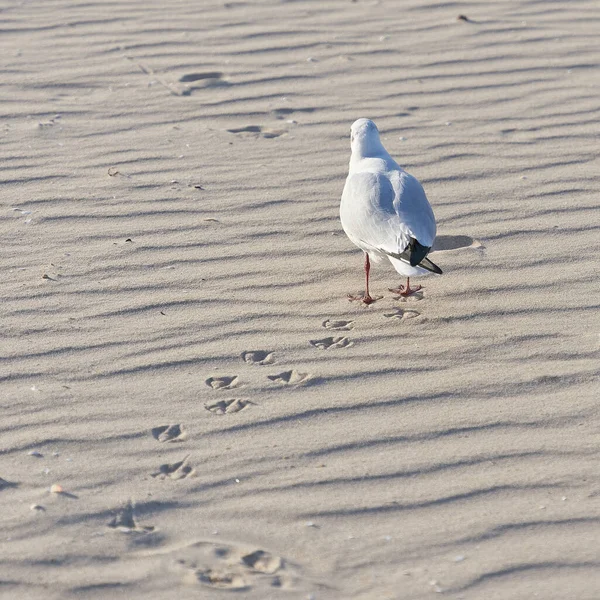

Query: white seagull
(340, 118), (442, 304)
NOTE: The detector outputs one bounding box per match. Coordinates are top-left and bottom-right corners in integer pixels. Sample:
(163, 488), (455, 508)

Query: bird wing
(341, 170), (435, 257)
(389, 170), (436, 247)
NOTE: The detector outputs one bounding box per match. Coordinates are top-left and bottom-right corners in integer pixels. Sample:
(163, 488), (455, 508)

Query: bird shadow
(432, 235), (479, 251)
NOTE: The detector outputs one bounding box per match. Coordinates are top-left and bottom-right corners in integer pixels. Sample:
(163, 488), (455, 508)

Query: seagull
(340, 118), (442, 304)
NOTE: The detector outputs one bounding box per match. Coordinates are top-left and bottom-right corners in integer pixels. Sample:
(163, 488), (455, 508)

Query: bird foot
(388, 284), (422, 297)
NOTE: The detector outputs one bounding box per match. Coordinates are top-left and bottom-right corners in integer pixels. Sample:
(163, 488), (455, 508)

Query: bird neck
(351, 135), (387, 160)
(348, 155), (393, 176)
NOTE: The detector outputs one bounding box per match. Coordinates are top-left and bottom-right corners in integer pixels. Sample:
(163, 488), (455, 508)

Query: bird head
(350, 118), (385, 158)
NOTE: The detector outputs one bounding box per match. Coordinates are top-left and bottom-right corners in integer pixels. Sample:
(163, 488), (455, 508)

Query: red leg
(364, 253), (372, 299)
(389, 277), (422, 297)
(348, 253), (375, 304)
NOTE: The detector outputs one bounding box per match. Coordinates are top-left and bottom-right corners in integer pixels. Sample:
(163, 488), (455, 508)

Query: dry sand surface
(2, 0), (600, 598)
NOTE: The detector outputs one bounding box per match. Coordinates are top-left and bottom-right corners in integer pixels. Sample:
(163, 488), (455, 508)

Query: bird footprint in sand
(168, 540), (301, 592)
(191, 569), (248, 590)
(205, 399), (253, 415)
(206, 376), (239, 390)
(152, 456), (195, 480)
(107, 500), (154, 533)
(392, 291), (424, 302)
(151, 424), (186, 443)
(383, 309), (421, 320)
(242, 550), (282, 574)
(241, 351), (274, 365)
(310, 336), (353, 350)
(322, 319), (354, 331)
(227, 125), (286, 139)
(267, 370), (309, 385)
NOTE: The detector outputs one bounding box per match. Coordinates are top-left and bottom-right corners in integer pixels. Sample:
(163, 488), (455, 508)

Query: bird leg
(348, 253), (375, 304)
(389, 277), (422, 297)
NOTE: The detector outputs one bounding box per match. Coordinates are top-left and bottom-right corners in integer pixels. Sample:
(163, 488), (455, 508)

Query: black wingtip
(419, 257), (443, 275)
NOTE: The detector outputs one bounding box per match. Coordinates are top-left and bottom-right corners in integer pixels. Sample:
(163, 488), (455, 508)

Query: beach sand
(2, 0), (599, 598)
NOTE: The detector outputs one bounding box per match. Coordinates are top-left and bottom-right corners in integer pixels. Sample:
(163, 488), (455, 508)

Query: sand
(2, 0), (599, 598)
